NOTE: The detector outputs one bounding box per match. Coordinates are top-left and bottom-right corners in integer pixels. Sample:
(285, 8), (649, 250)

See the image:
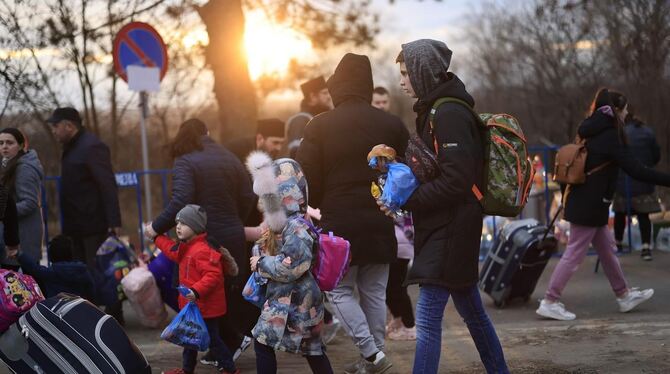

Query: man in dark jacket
(396, 40), (508, 374)
(49, 107), (124, 323)
(285, 76), (333, 158)
(297, 53), (409, 374)
(48, 107), (121, 270)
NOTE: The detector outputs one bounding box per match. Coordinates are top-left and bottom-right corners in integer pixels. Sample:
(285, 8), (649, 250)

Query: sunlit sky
(241, 0), (484, 80)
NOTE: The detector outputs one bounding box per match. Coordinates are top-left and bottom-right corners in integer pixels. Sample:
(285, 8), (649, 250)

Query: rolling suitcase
(0, 294), (151, 373)
(478, 216), (558, 308)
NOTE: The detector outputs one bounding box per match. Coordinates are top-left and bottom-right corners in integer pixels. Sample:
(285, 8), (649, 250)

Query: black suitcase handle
(542, 205), (563, 242)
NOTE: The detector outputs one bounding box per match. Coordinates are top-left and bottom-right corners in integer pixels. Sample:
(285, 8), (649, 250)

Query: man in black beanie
(285, 76), (333, 158)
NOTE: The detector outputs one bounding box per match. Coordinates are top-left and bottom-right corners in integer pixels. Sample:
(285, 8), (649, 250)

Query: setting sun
(243, 10), (314, 80)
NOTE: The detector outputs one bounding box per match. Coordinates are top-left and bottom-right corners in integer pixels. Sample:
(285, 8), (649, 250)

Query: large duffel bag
(478, 218), (557, 308)
(0, 294), (151, 373)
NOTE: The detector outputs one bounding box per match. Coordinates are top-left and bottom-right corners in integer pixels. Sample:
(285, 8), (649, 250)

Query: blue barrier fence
(41, 169), (174, 250)
(39, 145), (638, 253)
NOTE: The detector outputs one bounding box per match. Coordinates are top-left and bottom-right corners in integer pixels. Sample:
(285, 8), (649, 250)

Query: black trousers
(385, 258), (415, 328)
(614, 212), (652, 245)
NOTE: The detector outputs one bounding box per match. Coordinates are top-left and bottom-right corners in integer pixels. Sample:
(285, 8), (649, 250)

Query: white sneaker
(232, 335), (252, 361)
(536, 299), (576, 321)
(321, 317), (341, 344)
(617, 287), (654, 313)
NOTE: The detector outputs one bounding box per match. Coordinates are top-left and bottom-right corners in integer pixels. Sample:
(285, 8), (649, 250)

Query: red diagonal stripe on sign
(119, 33), (156, 68)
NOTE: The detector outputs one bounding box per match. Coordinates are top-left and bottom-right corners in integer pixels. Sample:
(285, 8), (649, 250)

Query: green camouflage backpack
(430, 98), (534, 217)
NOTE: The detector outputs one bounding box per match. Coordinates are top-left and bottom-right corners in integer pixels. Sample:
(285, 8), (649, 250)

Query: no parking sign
(113, 22), (168, 89)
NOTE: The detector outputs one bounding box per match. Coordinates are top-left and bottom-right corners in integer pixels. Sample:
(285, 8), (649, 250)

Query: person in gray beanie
(176, 204), (207, 236)
(393, 39), (509, 374)
(148, 203), (241, 374)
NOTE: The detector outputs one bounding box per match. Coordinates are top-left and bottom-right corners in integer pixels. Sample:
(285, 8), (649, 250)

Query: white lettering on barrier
(115, 173), (139, 187)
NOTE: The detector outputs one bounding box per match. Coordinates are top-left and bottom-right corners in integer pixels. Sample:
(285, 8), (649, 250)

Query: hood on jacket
(18, 150), (44, 179)
(401, 39), (453, 100)
(413, 72), (475, 116)
(246, 152), (308, 232)
(578, 110), (617, 139)
(326, 53), (373, 107)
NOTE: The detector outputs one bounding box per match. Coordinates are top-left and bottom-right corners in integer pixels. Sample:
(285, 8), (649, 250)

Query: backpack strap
(296, 217), (321, 236)
(429, 97), (486, 203)
(586, 161), (613, 176)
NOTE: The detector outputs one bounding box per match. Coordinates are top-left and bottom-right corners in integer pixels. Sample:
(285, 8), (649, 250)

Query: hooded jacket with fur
(247, 155), (325, 355)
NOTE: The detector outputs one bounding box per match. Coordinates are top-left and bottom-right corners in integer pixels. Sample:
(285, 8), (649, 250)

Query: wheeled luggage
(0, 294), (151, 373)
(478, 218), (557, 307)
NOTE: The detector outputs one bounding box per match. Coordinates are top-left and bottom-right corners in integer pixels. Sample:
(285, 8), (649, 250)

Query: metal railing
(39, 145), (640, 254)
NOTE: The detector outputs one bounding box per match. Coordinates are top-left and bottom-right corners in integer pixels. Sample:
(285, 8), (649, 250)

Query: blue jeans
(183, 318), (235, 372)
(413, 284), (509, 374)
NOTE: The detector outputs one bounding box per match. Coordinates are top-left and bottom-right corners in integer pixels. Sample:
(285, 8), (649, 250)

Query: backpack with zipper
(297, 217), (351, 292)
(413, 97), (534, 217)
(553, 135), (611, 185)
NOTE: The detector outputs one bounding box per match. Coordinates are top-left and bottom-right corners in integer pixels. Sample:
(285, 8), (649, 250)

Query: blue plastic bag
(160, 286), (210, 351)
(242, 271), (267, 308)
(372, 161), (419, 212)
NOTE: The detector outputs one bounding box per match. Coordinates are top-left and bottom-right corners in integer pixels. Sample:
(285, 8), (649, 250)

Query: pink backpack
(298, 218), (351, 291)
(0, 270), (44, 332)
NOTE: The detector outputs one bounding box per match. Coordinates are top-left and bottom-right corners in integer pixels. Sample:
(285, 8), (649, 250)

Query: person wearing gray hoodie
(395, 40), (509, 374)
(0, 128), (44, 267)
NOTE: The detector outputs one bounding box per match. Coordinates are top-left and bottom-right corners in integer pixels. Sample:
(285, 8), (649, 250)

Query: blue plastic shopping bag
(160, 286), (210, 351)
(368, 159), (419, 212)
(242, 271), (267, 308)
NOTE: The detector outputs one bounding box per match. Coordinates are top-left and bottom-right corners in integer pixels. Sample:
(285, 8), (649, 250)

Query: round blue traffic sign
(113, 22), (168, 82)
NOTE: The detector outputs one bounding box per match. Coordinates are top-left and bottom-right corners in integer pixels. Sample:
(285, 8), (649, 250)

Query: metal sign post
(113, 22), (168, 247)
(139, 91), (152, 220)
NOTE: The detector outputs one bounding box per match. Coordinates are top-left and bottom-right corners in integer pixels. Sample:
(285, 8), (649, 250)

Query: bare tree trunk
(198, 0), (257, 143)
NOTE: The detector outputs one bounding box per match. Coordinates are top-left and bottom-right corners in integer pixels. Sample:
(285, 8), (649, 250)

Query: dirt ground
(2, 251), (669, 373)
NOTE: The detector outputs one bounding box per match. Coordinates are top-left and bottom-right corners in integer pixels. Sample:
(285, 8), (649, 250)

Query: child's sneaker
(233, 335), (252, 361)
(200, 350), (217, 366)
(617, 287), (654, 313)
(322, 317), (341, 344)
(219, 368), (240, 374)
(535, 299), (576, 321)
(388, 325), (416, 341)
(640, 247), (653, 261)
(162, 369), (192, 374)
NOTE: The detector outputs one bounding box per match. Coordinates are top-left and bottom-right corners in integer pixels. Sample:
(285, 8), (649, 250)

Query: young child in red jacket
(148, 204), (239, 374)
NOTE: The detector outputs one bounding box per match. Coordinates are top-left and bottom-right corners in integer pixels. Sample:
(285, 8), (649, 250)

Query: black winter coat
(403, 73), (484, 289)
(297, 53), (409, 265)
(60, 130), (121, 236)
(565, 111), (670, 227)
(152, 136), (255, 267)
(615, 120), (660, 197)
